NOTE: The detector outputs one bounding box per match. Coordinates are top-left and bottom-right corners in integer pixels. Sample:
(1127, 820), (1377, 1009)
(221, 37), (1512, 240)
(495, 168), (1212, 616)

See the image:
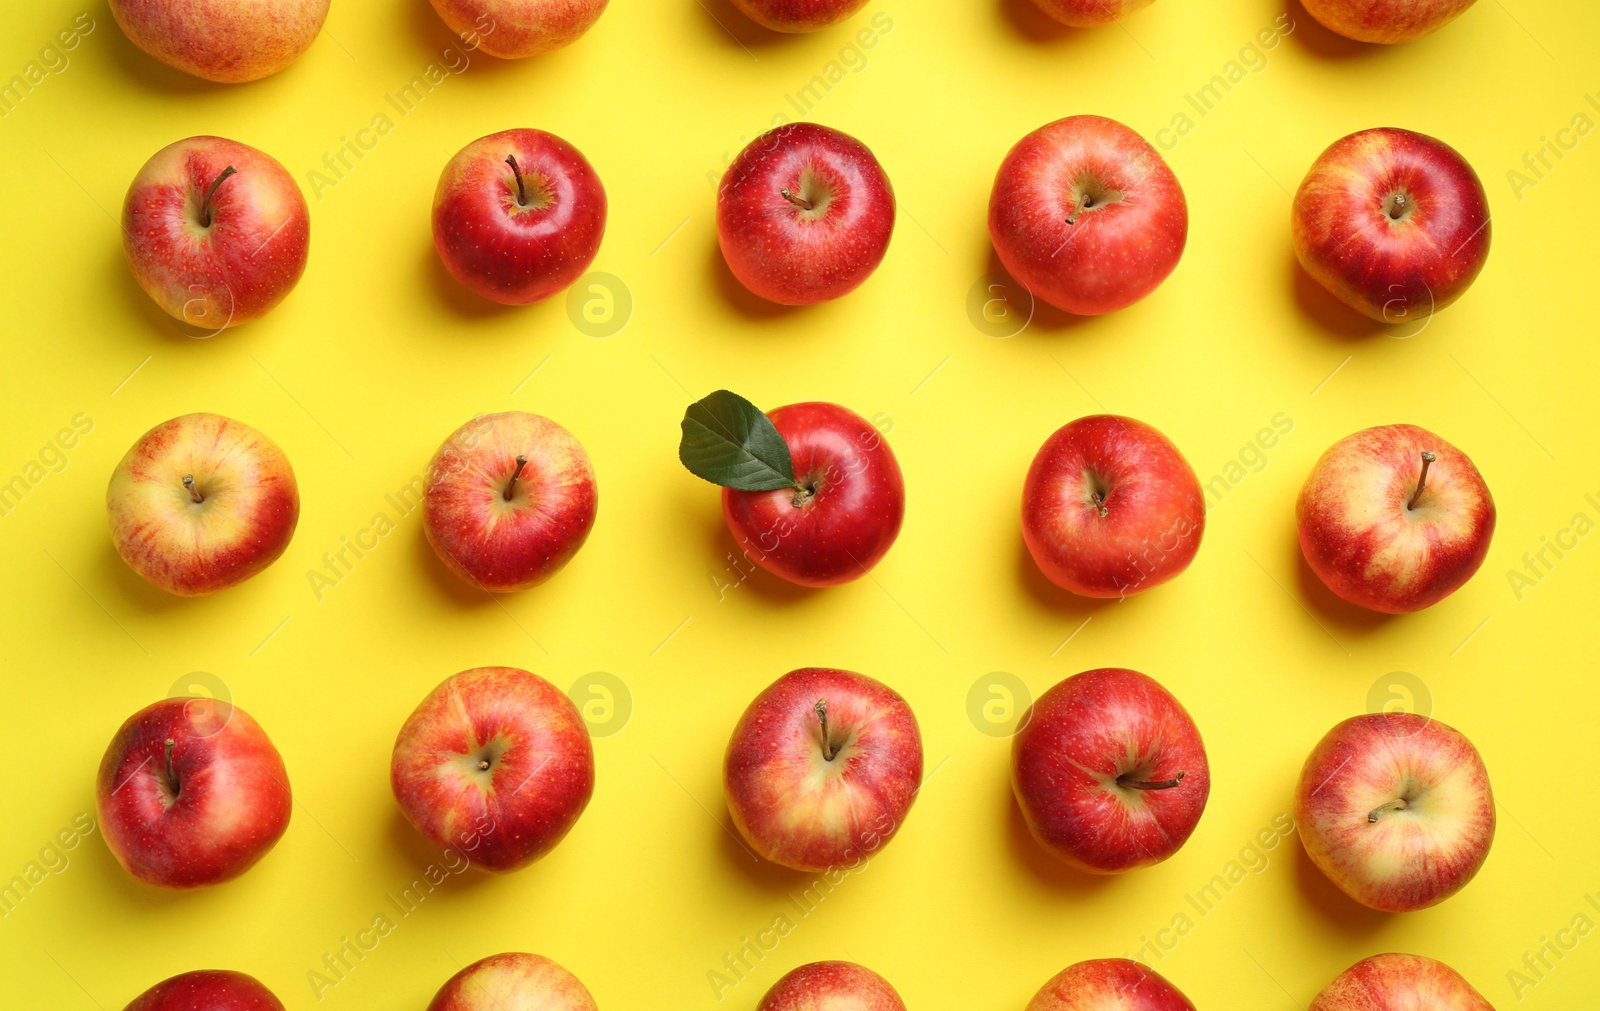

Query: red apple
(1301, 0), (1476, 44)
(427, 952), (596, 1011)
(429, 0), (607, 57)
(123, 136), (309, 332)
(725, 667), (922, 872)
(1021, 415), (1204, 599)
(1298, 424), (1494, 613)
(1296, 713), (1494, 912)
(1027, 959), (1196, 1010)
(392, 667), (594, 872)
(97, 698), (291, 889)
(989, 115), (1186, 315)
(423, 411), (598, 592)
(717, 123), (895, 305)
(758, 962), (906, 1011)
(1293, 128), (1490, 323)
(1026, 0), (1157, 28)
(432, 129), (606, 306)
(107, 412), (300, 596)
(728, 0), (870, 32)
(110, 0), (328, 82)
(124, 970), (286, 1010)
(1310, 953), (1492, 1010)
(1012, 668), (1209, 874)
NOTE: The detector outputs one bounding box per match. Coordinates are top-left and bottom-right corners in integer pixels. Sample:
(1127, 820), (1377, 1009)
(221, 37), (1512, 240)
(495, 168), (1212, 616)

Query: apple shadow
(1289, 534), (1396, 637)
(1291, 843), (1390, 937)
(1003, 787), (1116, 898)
(408, 525), (522, 611)
(92, 539), (197, 617)
(79, 828), (220, 913)
(420, 245), (525, 322)
(696, 508), (823, 608)
(1283, 0), (1388, 61)
(705, 240), (809, 322)
(996, 0), (1085, 43)
(983, 250), (1103, 336)
(383, 808), (504, 896)
(715, 816), (815, 893)
(1014, 537), (1124, 625)
(104, 27), (235, 96)
(690, 0), (802, 55)
(1288, 255), (1382, 343)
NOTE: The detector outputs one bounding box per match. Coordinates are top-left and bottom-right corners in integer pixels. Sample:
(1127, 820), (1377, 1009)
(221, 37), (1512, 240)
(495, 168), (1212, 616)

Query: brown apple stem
(1065, 194), (1093, 225)
(1092, 491), (1109, 517)
(1388, 193), (1408, 220)
(503, 455), (528, 501)
(780, 187), (814, 211)
(199, 165), (237, 228)
(506, 154), (528, 206)
(1406, 451), (1437, 510)
(1368, 798), (1408, 823)
(1119, 770), (1185, 791)
(181, 474), (204, 504)
(163, 738), (178, 791)
(814, 699), (836, 761)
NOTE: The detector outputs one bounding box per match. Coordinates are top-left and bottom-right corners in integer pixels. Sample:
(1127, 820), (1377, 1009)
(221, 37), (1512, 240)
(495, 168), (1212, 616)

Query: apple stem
(1065, 194), (1094, 225)
(814, 699), (836, 761)
(1389, 193), (1408, 220)
(1091, 491), (1109, 517)
(163, 738), (178, 792)
(506, 154), (528, 207)
(199, 165), (237, 228)
(780, 187), (814, 211)
(1119, 770), (1185, 791)
(181, 474), (204, 504)
(1368, 798), (1408, 823)
(504, 455), (528, 501)
(1407, 451), (1437, 510)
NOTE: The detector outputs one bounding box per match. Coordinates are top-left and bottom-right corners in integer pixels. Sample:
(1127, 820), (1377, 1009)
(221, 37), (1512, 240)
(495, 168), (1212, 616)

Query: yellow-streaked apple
(109, 0), (329, 82)
(427, 952), (596, 1011)
(429, 0), (607, 58)
(1310, 953), (1492, 1009)
(758, 962), (906, 1011)
(1026, 0), (1156, 28)
(1301, 0), (1475, 44)
(1026, 959), (1196, 1010)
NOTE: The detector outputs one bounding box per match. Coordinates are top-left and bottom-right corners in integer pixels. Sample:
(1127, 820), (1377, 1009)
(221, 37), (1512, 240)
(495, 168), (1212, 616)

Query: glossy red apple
(1022, 415), (1204, 599)
(97, 698), (291, 888)
(427, 952), (597, 1011)
(729, 0), (870, 32)
(1293, 128), (1490, 323)
(1026, 0), (1157, 28)
(1298, 424), (1494, 613)
(717, 123), (895, 305)
(123, 136), (309, 332)
(107, 413), (300, 596)
(1310, 953), (1492, 1010)
(110, 0), (328, 82)
(423, 411), (598, 592)
(429, 0), (607, 57)
(1027, 959), (1196, 1010)
(990, 115), (1186, 315)
(1301, 0), (1476, 44)
(392, 667), (594, 872)
(725, 668), (922, 872)
(758, 962), (906, 1011)
(1013, 668), (1209, 874)
(433, 129), (606, 305)
(124, 970), (286, 1010)
(1296, 713), (1494, 912)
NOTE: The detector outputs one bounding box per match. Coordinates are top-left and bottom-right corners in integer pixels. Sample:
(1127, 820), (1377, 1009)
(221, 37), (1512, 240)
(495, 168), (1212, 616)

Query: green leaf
(679, 390), (797, 491)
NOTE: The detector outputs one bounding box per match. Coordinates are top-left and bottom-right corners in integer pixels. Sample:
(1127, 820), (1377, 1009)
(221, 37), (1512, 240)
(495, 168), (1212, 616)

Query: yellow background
(1, 0), (1597, 1006)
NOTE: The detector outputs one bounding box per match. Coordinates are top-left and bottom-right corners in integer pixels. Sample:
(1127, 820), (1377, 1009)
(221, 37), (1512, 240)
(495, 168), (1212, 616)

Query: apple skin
(433, 129), (607, 305)
(1309, 953), (1492, 1010)
(423, 412), (598, 593)
(1027, 0), (1157, 28)
(429, 0), (608, 58)
(1293, 128), (1490, 324)
(392, 667), (595, 873)
(1027, 959), (1197, 1010)
(123, 970), (286, 1010)
(1301, 0), (1475, 44)
(107, 413), (300, 596)
(1297, 424), (1494, 614)
(1295, 713), (1495, 912)
(427, 952), (597, 1011)
(1013, 669), (1209, 874)
(717, 123), (895, 305)
(722, 402), (904, 587)
(1021, 415), (1204, 599)
(109, 0), (329, 82)
(757, 961), (906, 1011)
(97, 698), (292, 889)
(123, 136), (310, 331)
(989, 115), (1187, 315)
(725, 668), (923, 873)
(729, 0), (870, 32)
